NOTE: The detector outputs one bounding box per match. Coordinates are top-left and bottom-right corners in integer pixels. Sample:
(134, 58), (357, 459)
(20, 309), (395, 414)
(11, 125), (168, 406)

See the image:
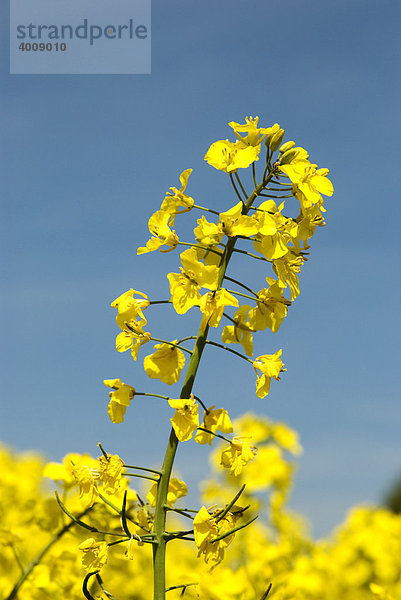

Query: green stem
(149, 337), (192, 355)
(151, 166), (275, 600)
(177, 241), (223, 256)
(193, 204), (220, 216)
(229, 173), (245, 203)
(205, 340), (253, 363)
(234, 172), (248, 199)
(6, 507), (92, 600)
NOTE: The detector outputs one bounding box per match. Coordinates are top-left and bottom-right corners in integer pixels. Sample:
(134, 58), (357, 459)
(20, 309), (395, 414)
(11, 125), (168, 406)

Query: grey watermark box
(10, 0), (151, 74)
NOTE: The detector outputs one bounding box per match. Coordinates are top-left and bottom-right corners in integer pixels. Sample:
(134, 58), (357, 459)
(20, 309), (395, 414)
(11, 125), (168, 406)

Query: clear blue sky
(1, 0), (400, 537)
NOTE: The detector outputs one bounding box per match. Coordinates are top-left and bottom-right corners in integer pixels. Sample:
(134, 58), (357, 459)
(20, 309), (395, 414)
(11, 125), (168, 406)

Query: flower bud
(269, 128), (285, 151)
(279, 141), (295, 154)
(279, 148), (298, 165)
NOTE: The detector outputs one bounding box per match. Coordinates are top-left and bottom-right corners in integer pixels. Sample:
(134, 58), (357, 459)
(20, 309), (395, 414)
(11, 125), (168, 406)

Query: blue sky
(1, 0), (400, 537)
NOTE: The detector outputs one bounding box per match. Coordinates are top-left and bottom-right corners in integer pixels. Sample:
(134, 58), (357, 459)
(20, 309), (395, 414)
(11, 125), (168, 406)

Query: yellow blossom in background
(103, 378), (136, 424)
(195, 406), (233, 446)
(144, 341), (185, 384)
(199, 288), (238, 328)
(160, 168), (194, 225)
(71, 463), (98, 507)
(78, 538), (108, 572)
(147, 477), (188, 507)
(168, 396), (199, 441)
(137, 209), (179, 255)
(97, 454), (124, 495)
(220, 437), (257, 476)
(205, 139), (260, 173)
(253, 350), (284, 398)
(167, 247), (219, 314)
(43, 452), (98, 489)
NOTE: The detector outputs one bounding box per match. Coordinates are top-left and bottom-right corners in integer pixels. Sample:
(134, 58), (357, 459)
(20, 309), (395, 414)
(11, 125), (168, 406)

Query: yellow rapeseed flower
(103, 378), (136, 424)
(195, 406), (233, 446)
(253, 350), (284, 399)
(220, 437), (257, 476)
(168, 396), (199, 441)
(78, 538), (108, 572)
(143, 341), (185, 385)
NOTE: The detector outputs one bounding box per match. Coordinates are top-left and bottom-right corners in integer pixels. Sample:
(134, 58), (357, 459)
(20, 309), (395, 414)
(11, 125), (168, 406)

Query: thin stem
(149, 337), (193, 355)
(193, 204), (220, 216)
(149, 300), (171, 306)
(258, 193), (294, 199)
(252, 162), (258, 188)
(125, 473), (159, 482)
(264, 187), (293, 192)
(196, 427), (232, 444)
(210, 515), (258, 543)
(229, 173), (245, 203)
(222, 312), (256, 333)
(215, 484), (246, 522)
(123, 464), (162, 475)
(164, 506), (194, 520)
(152, 164), (276, 600)
(165, 583), (197, 593)
(226, 288), (259, 303)
(234, 172), (248, 199)
(205, 340), (253, 363)
(232, 248), (271, 263)
(6, 507), (92, 600)
(224, 275), (258, 296)
(192, 394), (209, 413)
(98, 493), (153, 534)
(177, 241), (223, 256)
(177, 336), (198, 345)
(56, 493), (124, 537)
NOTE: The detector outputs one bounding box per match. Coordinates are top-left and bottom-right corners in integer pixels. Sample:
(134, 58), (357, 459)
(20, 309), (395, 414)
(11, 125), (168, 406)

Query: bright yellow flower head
(78, 538), (108, 572)
(115, 323), (151, 361)
(160, 168), (194, 225)
(228, 116), (271, 147)
(71, 463), (98, 507)
(221, 304), (254, 357)
(199, 289), (238, 328)
(195, 406), (233, 446)
(220, 437), (257, 476)
(247, 278), (290, 334)
(193, 215), (224, 247)
(143, 341), (185, 385)
(205, 139), (260, 173)
(168, 396), (199, 441)
(147, 477), (188, 507)
(137, 209), (179, 255)
(167, 247), (219, 315)
(253, 350), (284, 398)
(104, 378), (136, 424)
(219, 201), (260, 238)
(273, 250), (304, 301)
(111, 288), (149, 331)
